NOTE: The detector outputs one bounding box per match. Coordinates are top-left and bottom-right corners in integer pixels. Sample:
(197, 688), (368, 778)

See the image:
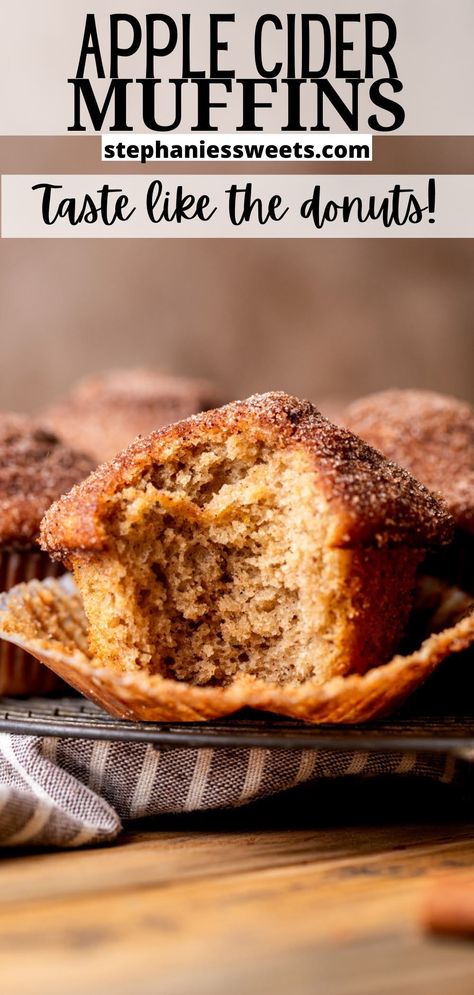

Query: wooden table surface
(1, 781), (474, 995)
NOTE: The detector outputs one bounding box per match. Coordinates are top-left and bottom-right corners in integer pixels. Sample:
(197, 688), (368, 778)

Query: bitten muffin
(342, 389), (474, 591)
(0, 414), (94, 693)
(41, 368), (221, 464)
(40, 393), (451, 689)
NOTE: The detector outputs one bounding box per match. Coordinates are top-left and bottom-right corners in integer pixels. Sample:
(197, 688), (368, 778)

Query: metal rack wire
(0, 696), (472, 751)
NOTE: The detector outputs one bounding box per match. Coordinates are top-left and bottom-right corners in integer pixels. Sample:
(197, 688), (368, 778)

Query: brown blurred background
(0, 136), (473, 412)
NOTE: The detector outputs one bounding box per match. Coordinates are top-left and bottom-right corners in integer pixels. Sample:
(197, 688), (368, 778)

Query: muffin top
(41, 368), (221, 463)
(0, 413), (94, 546)
(40, 392), (452, 557)
(343, 389), (474, 533)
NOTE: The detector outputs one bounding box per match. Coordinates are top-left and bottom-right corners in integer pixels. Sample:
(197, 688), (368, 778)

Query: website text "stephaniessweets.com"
(102, 134), (372, 164)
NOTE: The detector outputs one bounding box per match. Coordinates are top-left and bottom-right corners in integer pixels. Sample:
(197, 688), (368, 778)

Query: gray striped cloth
(0, 735), (466, 848)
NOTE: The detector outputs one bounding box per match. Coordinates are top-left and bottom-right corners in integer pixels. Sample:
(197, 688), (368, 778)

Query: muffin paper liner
(0, 549), (63, 695)
(0, 574), (473, 723)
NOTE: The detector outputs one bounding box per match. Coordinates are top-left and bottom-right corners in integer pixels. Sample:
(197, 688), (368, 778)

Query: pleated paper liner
(0, 574), (473, 724)
(0, 549), (64, 695)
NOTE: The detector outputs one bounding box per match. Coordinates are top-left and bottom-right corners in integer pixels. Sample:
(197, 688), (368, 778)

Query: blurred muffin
(343, 389), (474, 590)
(41, 368), (221, 463)
(0, 414), (94, 693)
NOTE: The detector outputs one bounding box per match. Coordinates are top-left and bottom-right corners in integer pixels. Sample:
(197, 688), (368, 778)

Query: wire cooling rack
(0, 696), (473, 751)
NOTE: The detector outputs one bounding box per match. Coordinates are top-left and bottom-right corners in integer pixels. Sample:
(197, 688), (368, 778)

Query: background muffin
(0, 414), (94, 693)
(41, 368), (222, 464)
(342, 389), (474, 591)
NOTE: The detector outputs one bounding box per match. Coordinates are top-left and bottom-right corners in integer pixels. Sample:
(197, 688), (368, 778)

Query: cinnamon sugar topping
(40, 392), (452, 556)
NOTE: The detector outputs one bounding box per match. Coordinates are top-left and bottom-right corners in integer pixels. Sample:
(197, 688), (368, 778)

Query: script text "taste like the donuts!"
(29, 178), (436, 230)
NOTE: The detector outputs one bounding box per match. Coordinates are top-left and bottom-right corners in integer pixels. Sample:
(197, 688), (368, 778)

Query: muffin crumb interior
(72, 429), (422, 687)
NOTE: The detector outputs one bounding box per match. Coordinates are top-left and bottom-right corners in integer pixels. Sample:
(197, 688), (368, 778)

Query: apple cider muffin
(41, 367), (221, 464)
(40, 393), (452, 688)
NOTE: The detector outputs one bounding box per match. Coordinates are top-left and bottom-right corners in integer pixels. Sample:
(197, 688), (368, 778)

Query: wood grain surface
(1, 786), (474, 995)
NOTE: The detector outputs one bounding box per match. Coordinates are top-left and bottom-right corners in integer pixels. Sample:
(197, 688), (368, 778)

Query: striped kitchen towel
(0, 735), (466, 849)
